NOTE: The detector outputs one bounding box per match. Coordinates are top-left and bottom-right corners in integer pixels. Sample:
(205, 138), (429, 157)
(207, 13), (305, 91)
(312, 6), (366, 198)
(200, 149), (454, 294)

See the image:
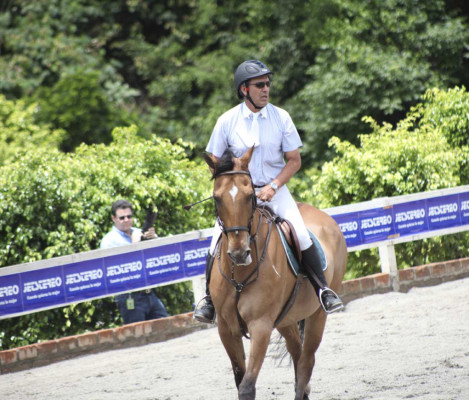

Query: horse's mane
(212, 149), (235, 178)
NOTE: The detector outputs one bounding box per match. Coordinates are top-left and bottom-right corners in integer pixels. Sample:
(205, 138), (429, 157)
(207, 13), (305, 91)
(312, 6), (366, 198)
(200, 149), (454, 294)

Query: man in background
(101, 199), (168, 324)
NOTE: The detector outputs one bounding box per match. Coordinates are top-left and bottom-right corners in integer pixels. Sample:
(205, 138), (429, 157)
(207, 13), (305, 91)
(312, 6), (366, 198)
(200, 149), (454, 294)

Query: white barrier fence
(325, 184), (469, 279)
(1, 185), (468, 319)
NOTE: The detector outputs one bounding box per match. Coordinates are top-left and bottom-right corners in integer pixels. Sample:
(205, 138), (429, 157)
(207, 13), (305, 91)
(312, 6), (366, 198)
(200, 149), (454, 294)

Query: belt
(136, 289), (152, 295)
(253, 184), (266, 188)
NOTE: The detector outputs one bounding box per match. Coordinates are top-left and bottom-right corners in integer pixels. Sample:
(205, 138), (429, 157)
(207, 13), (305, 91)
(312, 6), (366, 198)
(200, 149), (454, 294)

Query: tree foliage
(1, 0), (468, 163)
(291, 0), (469, 163)
(33, 69), (132, 151)
(0, 94), (64, 166)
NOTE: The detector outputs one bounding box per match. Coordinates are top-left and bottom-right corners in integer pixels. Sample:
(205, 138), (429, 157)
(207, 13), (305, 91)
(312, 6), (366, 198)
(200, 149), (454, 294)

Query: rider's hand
(256, 186), (276, 202)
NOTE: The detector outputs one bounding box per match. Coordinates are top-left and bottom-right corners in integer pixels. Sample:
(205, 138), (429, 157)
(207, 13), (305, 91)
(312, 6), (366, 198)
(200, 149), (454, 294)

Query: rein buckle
(235, 283), (244, 293)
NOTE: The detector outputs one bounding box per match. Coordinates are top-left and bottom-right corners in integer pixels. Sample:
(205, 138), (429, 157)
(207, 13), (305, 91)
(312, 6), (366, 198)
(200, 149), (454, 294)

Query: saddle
(261, 207), (327, 276)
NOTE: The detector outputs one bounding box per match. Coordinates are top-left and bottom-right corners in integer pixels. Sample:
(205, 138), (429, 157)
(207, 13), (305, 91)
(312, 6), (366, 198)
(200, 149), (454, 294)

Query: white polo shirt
(206, 102), (302, 186)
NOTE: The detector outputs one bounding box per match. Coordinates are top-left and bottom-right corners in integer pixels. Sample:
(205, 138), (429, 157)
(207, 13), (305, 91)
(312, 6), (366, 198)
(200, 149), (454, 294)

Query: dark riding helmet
(234, 60), (273, 99)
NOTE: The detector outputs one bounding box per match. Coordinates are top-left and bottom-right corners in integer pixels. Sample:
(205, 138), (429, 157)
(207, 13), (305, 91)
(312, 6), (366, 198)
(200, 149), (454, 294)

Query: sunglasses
(118, 214), (133, 221)
(249, 81), (271, 89)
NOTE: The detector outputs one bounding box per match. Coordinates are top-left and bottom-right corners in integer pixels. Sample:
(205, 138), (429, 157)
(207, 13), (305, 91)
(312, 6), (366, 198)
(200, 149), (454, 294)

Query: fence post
(378, 243), (400, 291)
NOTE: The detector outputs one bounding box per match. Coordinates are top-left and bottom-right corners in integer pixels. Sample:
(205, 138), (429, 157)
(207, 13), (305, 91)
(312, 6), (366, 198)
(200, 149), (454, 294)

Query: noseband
(214, 170), (257, 237)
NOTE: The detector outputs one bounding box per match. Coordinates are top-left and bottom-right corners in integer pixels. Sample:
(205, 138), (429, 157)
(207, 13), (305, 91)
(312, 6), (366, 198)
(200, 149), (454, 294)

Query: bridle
(212, 169), (275, 339)
(213, 170), (257, 238)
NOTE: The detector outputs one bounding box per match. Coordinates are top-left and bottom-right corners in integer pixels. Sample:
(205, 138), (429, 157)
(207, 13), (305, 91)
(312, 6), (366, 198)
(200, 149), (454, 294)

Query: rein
(214, 169), (275, 339)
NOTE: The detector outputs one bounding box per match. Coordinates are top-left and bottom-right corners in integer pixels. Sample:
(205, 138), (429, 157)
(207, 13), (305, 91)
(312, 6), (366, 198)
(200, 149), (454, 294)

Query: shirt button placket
(257, 116), (266, 183)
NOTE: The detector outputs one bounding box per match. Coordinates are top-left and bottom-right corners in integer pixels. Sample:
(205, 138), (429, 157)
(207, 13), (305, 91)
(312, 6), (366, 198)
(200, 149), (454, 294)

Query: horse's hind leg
(277, 323), (302, 388)
(217, 319), (246, 388)
(295, 309), (327, 400)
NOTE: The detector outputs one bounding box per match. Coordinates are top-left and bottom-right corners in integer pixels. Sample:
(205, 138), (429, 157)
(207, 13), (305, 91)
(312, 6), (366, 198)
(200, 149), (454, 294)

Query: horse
(203, 147), (347, 400)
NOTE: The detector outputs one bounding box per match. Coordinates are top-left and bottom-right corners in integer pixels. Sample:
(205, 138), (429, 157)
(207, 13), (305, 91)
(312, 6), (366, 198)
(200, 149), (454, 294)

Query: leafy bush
(0, 125), (214, 349)
(417, 86), (469, 182)
(290, 87), (469, 279)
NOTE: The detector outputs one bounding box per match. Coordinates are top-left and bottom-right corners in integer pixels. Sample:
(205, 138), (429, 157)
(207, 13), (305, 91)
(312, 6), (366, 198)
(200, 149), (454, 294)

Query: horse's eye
(213, 196), (221, 204)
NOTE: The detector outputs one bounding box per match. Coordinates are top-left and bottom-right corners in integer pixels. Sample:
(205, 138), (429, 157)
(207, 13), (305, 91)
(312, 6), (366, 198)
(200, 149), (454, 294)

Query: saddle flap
(278, 220), (302, 262)
(258, 206), (327, 275)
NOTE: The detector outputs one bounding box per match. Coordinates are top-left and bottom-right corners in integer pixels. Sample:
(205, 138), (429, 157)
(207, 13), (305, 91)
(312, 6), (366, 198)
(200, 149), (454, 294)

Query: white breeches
(209, 185), (312, 254)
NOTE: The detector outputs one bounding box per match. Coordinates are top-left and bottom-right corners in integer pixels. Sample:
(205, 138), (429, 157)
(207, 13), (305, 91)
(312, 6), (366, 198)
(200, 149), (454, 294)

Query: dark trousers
(116, 291), (168, 324)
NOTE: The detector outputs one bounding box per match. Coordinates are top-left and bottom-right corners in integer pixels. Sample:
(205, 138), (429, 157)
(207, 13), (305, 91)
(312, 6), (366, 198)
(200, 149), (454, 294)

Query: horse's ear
(239, 146), (254, 170)
(203, 152), (218, 175)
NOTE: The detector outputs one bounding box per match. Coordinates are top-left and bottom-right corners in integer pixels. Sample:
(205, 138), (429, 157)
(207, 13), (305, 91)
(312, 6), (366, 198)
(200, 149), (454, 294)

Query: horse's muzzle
(227, 248), (252, 266)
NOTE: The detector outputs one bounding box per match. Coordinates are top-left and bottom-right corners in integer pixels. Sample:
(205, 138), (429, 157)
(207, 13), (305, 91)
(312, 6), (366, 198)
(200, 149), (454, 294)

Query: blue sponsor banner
(0, 238), (211, 318)
(182, 237), (211, 277)
(427, 194), (460, 230)
(359, 207), (394, 244)
(0, 273), (23, 316)
(64, 259), (106, 302)
(22, 266), (65, 311)
(331, 192), (469, 248)
(144, 243), (185, 285)
(393, 200), (427, 237)
(334, 212), (361, 247)
(104, 250), (146, 294)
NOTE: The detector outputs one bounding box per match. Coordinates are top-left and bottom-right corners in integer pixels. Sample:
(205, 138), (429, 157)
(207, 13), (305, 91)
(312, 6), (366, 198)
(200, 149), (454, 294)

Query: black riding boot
(301, 244), (344, 314)
(193, 253), (216, 323)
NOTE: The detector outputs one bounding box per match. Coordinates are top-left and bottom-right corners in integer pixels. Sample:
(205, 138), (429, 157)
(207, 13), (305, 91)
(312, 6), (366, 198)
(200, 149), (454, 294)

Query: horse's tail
(299, 319), (305, 341)
(272, 320), (305, 366)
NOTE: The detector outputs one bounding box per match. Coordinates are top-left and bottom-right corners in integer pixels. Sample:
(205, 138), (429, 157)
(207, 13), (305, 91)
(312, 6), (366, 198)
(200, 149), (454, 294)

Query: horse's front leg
(217, 317), (246, 388)
(238, 320), (272, 400)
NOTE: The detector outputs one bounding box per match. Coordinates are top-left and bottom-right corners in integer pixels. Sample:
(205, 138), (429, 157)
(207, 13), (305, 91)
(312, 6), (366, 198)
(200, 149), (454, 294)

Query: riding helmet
(234, 60), (273, 99)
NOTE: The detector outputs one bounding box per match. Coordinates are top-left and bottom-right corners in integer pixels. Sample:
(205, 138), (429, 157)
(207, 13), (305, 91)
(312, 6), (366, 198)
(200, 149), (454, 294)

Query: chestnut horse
(203, 148), (347, 400)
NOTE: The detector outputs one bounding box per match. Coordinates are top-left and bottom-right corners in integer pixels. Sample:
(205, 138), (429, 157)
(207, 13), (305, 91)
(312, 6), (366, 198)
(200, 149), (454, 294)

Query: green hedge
(290, 87), (469, 279)
(0, 125), (214, 349)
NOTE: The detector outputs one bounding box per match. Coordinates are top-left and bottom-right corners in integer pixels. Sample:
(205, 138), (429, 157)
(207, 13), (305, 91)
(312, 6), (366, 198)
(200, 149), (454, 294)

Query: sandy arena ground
(1, 277), (468, 400)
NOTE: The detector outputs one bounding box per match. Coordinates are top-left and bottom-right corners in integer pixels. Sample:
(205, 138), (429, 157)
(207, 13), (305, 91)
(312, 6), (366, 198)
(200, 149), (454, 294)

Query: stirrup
(319, 287), (344, 314)
(193, 295), (216, 324)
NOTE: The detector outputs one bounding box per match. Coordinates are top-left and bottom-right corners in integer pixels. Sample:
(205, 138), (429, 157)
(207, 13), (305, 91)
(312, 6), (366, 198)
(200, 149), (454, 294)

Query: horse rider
(194, 60), (344, 323)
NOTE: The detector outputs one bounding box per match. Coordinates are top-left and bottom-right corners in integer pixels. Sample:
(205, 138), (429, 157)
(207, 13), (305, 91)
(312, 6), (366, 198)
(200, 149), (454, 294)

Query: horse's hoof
(303, 382), (311, 399)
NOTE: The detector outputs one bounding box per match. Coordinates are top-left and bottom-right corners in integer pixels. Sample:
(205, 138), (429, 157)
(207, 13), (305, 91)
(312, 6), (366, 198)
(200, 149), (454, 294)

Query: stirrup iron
(319, 287), (344, 314)
(193, 295), (216, 324)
